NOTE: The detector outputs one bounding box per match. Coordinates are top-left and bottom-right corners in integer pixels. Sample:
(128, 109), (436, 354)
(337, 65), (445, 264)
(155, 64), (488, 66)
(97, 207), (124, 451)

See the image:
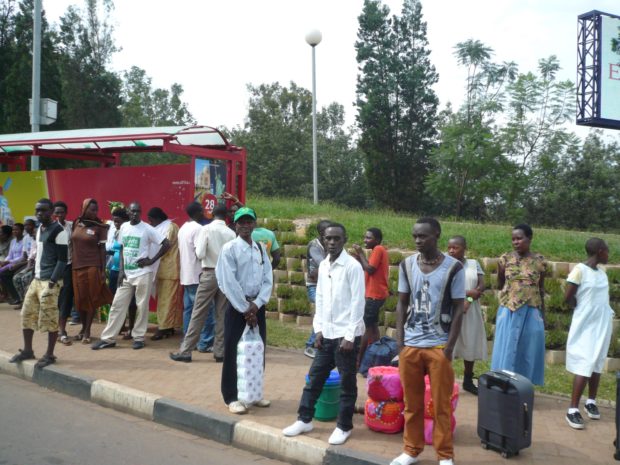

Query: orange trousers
(399, 347), (455, 460)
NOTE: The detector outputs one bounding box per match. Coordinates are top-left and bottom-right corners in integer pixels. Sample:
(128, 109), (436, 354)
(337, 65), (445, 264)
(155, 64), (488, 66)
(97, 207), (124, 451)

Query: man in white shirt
(216, 207), (272, 415)
(176, 202), (213, 350)
(283, 222), (365, 445)
(171, 203), (235, 363)
(53, 201), (75, 344)
(92, 202), (170, 350)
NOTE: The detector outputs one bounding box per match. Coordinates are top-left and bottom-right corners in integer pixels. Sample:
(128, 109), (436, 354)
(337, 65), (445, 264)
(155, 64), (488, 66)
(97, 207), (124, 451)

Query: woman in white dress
(564, 238), (613, 430)
(448, 235), (487, 395)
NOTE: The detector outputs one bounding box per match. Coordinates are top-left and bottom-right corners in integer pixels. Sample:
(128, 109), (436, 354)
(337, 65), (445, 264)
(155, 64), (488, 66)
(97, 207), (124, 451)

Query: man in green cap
(216, 206), (273, 414)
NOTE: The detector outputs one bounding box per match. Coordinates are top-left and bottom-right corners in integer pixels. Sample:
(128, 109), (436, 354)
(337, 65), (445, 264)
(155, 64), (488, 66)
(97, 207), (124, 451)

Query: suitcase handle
(486, 371), (512, 392)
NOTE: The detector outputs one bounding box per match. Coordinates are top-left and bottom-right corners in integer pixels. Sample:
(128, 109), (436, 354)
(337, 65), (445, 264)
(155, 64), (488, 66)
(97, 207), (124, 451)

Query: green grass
(267, 319), (617, 401)
(266, 319), (310, 349)
(248, 195), (620, 263)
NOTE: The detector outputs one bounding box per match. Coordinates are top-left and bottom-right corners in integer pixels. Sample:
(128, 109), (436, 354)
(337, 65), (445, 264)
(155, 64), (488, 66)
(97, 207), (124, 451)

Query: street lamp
(305, 29), (322, 205)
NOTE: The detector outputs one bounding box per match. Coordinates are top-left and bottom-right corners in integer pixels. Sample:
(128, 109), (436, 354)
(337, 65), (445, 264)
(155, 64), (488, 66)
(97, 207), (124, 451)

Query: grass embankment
(266, 320), (617, 401)
(249, 196), (620, 263)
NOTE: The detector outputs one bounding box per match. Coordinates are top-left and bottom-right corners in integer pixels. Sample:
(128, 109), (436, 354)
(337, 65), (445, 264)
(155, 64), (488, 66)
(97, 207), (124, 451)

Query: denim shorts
(364, 298), (385, 326)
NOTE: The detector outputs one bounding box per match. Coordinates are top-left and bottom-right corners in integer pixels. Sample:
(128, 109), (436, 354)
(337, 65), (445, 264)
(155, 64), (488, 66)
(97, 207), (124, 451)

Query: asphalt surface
(0, 373), (287, 465)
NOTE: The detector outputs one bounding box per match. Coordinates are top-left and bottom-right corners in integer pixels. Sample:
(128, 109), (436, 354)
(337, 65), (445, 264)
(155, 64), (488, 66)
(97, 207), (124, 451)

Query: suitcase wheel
(481, 442), (488, 450)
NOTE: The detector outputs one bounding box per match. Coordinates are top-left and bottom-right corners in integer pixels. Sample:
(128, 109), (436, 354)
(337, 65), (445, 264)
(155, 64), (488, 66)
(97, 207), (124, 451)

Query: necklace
(418, 253), (441, 266)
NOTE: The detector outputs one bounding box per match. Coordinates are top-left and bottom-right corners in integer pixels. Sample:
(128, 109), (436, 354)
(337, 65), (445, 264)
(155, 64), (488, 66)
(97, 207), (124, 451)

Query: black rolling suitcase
(477, 370), (534, 458)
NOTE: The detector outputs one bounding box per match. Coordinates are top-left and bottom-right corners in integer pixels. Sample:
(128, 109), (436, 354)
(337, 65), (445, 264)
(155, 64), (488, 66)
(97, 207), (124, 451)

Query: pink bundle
(367, 366), (403, 402)
(422, 375), (459, 445)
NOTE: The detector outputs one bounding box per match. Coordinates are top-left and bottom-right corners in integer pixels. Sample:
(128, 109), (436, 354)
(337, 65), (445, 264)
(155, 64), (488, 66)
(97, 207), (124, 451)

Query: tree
(119, 66), (195, 127)
(0, 0), (61, 134)
(56, 0), (122, 129)
(426, 40), (517, 218)
(355, 0), (439, 211)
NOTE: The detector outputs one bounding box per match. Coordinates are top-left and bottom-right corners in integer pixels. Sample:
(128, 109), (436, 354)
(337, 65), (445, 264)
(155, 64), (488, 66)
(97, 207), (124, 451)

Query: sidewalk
(0, 304), (616, 465)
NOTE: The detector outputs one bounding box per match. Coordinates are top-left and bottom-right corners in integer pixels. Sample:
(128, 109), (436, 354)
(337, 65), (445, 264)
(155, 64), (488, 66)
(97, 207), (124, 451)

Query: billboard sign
(600, 14), (620, 121)
(577, 10), (620, 129)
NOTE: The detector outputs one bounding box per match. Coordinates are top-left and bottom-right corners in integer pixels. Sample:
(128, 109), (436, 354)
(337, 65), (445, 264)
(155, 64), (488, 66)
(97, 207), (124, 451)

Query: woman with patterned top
(491, 224), (548, 385)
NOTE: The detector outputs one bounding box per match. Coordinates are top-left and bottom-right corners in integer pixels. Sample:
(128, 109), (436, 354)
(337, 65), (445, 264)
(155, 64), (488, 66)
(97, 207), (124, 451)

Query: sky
(42, 0), (620, 138)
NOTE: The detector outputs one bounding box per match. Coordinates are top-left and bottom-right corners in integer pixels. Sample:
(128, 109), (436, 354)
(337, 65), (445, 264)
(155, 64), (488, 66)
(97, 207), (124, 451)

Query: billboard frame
(577, 10), (620, 130)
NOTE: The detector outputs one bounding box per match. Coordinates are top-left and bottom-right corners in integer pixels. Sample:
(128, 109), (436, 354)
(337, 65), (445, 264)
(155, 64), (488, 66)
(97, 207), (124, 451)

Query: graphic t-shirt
(251, 228), (280, 256)
(366, 245), (389, 300)
(398, 254), (465, 347)
(119, 221), (164, 278)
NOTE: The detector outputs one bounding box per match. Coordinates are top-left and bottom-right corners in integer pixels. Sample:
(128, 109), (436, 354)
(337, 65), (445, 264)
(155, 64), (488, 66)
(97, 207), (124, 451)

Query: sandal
(82, 337), (91, 344)
(35, 354), (57, 369)
(122, 332), (133, 340)
(60, 334), (73, 346)
(9, 349), (36, 363)
(73, 333), (84, 342)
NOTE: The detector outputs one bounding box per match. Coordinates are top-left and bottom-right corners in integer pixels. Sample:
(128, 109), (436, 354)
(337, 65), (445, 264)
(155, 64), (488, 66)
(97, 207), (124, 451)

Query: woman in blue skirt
(491, 224), (548, 385)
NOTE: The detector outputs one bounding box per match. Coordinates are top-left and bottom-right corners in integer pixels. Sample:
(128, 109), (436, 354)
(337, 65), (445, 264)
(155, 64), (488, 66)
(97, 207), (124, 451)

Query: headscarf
(77, 198), (107, 228)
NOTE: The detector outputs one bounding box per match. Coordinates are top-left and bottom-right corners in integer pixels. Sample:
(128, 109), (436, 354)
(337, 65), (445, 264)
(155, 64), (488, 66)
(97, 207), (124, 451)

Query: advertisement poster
(0, 164), (193, 226)
(194, 158), (227, 215)
(0, 171), (48, 225)
(600, 14), (620, 120)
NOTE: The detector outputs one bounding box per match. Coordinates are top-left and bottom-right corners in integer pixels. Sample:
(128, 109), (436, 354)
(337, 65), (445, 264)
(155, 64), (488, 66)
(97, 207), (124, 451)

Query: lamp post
(31, 0), (42, 171)
(305, 29), (322, 205)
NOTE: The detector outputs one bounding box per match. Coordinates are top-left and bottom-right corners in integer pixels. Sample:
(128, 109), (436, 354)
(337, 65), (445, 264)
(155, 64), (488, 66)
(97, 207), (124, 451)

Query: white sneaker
(389, 453), (419, 465)
(282, 420), (313, 437)
(439, 459), (454, 465)
(254, 399), (271, 408)
(328, 427), (351, 445)
(228, 401), (248, 414)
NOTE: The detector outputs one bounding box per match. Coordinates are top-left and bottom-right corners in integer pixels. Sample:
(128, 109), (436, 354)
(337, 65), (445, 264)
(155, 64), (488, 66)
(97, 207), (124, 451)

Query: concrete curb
(153, 397), (237, 445)
(0, 351), (386, 465)
(92, 379), (160, 420)
(0, 349), (35, 381)
(32, 364), (94, 401)
(233, 420), (327, 465)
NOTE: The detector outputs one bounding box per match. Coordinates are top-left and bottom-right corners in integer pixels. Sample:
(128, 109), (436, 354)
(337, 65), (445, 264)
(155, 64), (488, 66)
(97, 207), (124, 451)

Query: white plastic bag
(237, 324), (264, 405)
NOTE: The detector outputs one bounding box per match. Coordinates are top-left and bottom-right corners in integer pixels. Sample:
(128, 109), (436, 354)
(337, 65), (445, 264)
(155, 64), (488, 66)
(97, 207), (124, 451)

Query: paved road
(0, 374), (287, 465)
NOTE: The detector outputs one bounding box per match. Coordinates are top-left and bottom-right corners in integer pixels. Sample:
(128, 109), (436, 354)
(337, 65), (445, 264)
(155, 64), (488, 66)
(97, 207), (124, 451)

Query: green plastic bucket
(306, 369), (341, 421)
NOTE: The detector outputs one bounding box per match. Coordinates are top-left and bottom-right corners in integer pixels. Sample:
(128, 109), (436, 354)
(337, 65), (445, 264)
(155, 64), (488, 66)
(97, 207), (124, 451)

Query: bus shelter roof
(0, 125), (230, 155)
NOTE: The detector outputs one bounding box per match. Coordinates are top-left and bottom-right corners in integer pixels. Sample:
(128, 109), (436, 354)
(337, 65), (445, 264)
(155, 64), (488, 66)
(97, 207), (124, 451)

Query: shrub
(388, 251), (404, 265)
(289, 271), (305, 285)
(545, 312), (572, 331)
(612, 301), (620, 318)
(384, 311), (397, 328)
(291, 286), (308, 300)
(485, 304), (498, 324)
(266, 298), (279, 312)
(287, 258), (303, 272)
(545, 278), (563, 296)
(280, 298), (310, 315)
(276, 285), (293, 298)
(286, 246), (307, 259)
(545, 329), (568, 350)
(608, 331), (620, 357)
(545, 291), (570, 313)
(607, 268), (620, 285)
(276, 273), (289, 283)
(263, 218), (279, 230)
(483, 260), (498, 274)
(485, 321), (494, 340)
(276, 258), (287, 270)
(610, 284), (620, 301)
(480, 292), (499, 310)
(277, 220), (296, 232)
(278, 231), (297, 244)
(383, 295), (399, 312)
(484, 273), (499, 290)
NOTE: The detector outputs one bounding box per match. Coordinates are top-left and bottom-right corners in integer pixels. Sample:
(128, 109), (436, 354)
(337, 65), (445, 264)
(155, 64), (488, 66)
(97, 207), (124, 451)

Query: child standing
(564, 238), (614, 430)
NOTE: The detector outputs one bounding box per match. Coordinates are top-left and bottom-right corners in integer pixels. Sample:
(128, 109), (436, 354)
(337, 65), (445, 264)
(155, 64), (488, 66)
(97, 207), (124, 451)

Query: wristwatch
(466, 296), (474, 303)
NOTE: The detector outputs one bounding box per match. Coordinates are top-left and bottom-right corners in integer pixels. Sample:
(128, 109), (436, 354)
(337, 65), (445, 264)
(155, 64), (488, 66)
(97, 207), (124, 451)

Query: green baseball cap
(233, 206), (257, 222)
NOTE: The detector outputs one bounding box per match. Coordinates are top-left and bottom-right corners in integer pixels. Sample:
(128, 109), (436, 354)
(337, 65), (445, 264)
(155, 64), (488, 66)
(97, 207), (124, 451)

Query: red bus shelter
(0, 126), (246, 223)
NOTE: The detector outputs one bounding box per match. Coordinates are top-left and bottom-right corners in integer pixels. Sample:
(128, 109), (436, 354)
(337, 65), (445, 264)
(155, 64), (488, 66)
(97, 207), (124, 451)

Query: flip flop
(60, 335), (73, 346)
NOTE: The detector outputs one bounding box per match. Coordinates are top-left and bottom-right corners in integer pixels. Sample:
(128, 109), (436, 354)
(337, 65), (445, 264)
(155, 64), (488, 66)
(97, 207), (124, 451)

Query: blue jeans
(305, 285), (316, 348)
(183, 285), (214, 350)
